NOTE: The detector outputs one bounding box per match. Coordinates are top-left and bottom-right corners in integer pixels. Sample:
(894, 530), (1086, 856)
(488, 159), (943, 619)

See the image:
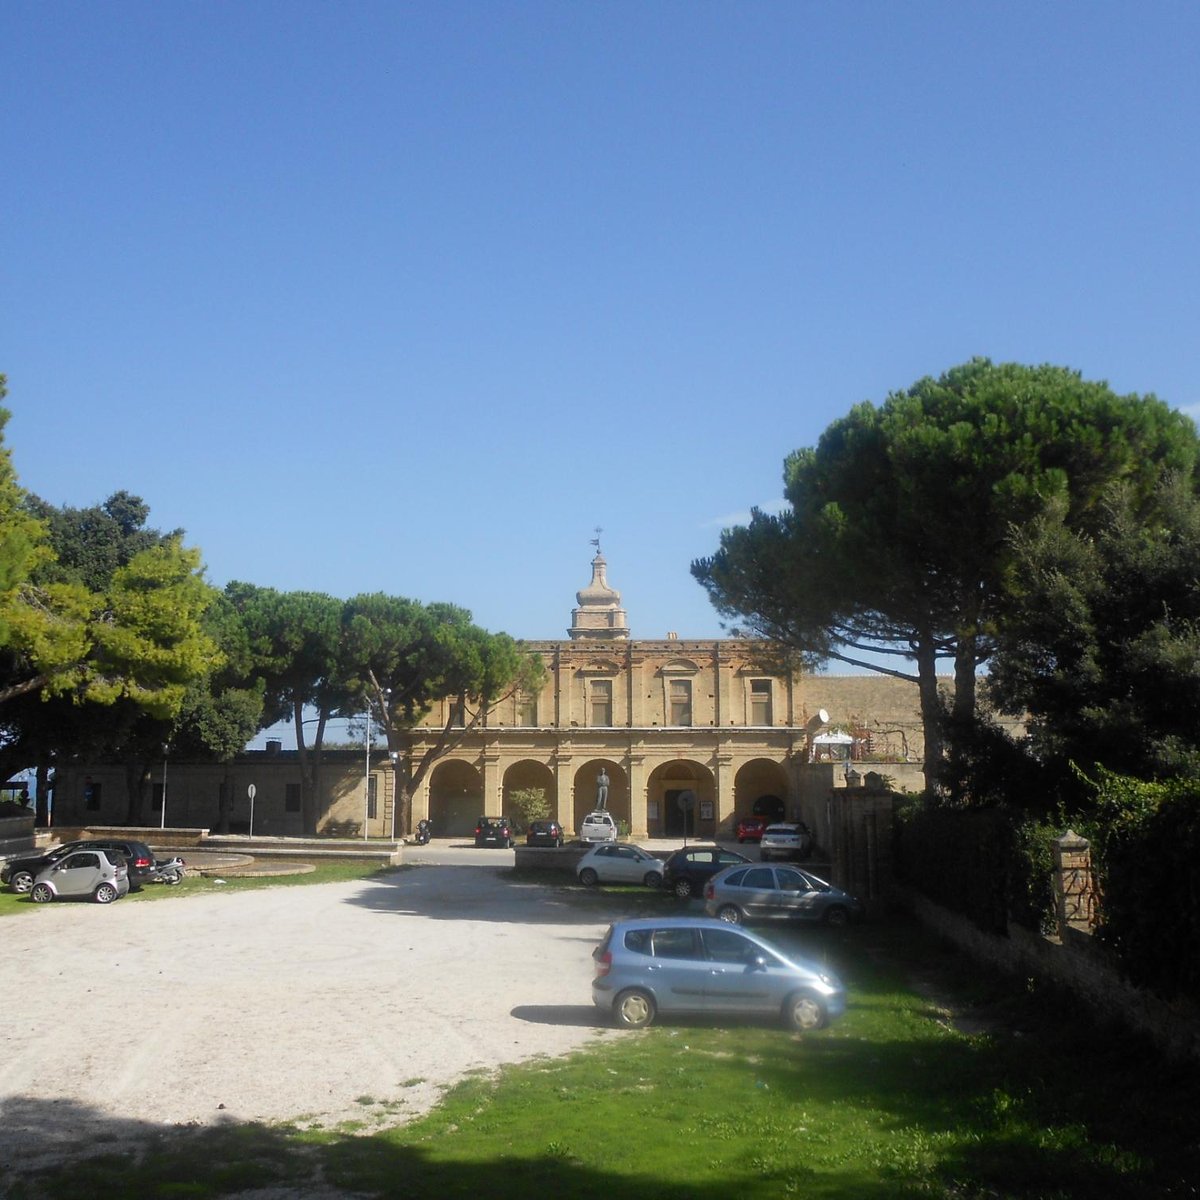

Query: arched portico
(733, 759), (791, 831)
(428, 759), (483, 838)
(646, 760), (716, 839)
(502, 760), (556, 824)
(572, 759), (627, 833)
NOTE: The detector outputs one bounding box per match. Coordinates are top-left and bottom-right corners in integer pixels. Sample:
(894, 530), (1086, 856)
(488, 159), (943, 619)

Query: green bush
(505, 787), (549, 834)
(894, 799), (1059, 935)
(1081, 770), (1200, 1001)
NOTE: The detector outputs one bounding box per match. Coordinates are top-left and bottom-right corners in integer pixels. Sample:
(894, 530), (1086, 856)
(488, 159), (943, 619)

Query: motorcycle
(413, 819), (432, 846)
(148, 856), (186, 885)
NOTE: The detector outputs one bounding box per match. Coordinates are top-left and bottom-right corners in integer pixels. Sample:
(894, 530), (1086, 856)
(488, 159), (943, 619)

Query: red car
(735, 816), (769, 843)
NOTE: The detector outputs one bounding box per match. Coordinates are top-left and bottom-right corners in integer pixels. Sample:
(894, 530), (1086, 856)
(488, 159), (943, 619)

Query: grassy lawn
(0, 861), (399, 914)
(5, 887), (1199, 1198)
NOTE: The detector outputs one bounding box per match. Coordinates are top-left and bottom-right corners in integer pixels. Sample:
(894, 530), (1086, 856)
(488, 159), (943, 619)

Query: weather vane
(590, 526), (603, 553)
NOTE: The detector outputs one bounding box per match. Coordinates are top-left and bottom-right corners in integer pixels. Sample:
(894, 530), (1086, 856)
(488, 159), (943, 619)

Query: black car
(525, 819), (565, 848)
(661, 845), (751, 899)
(474, 816), (514, 848)
(2, 837), (157, 894)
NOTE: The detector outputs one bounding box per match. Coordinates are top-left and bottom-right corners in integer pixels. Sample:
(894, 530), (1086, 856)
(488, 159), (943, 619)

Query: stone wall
(903, 889), (1200, 1065)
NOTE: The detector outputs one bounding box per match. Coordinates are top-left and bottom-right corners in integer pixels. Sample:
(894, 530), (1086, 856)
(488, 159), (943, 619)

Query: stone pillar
(627, 754), (647, 838)
(553, 755), (574, 831)
(481, 754), (501, 817)
(1053, 830), (1097, 936)
(714, 751), (736, 835)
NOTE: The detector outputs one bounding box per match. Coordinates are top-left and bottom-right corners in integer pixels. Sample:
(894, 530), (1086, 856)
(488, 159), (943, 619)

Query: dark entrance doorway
(663, 789), (698, 839)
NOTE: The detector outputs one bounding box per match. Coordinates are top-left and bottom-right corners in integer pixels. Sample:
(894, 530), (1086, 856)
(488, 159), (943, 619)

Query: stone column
(627, 754), (647, 838)
(553, 754), (575, 831)
(1053, 830), (1097, 936)
(481, 753), (501, 817)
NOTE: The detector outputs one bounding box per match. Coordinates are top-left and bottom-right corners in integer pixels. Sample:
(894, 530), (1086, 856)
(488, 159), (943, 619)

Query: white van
(579, 810), (618, 843)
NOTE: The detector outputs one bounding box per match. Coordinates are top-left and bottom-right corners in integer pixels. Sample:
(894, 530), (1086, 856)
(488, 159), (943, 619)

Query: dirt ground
(0, 859), (616, 1178)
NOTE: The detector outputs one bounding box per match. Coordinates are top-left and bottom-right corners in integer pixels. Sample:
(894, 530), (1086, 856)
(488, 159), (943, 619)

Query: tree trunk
(915, 634), (944, 795)
(36, 760), (51, 828)
(953, 635), (977, 724)
(124, 761), (151, 825)
(215, 768), (232, 834)
(391, 750), (412, 839)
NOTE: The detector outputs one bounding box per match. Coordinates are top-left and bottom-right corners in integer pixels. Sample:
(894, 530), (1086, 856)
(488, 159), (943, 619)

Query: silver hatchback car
(592, 917), (846, 1031)
(31, 849), (130, 904)
(704, 864), (863, 927)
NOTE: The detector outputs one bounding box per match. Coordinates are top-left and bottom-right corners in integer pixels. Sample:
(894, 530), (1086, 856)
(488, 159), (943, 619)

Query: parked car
(592, 916), (846, 1031)
(735, 815), (769, 843)
(525, 819), (565, 847)
(703, 863), (863, 927)
(2, 837), (155, 894)
(758, 822), (813, 861)
(576, 843), (664, 889)
(30, 848), (130, 904)
(579, 810), (618, 843)
(474, 816), (514, 848)
(661, 845), (750, 899)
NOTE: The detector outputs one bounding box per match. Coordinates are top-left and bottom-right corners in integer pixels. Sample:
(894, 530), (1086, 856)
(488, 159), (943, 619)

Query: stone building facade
(51, 552), (934, 841)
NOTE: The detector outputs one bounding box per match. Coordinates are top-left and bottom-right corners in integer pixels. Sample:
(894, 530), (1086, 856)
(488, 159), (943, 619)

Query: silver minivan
(592, 916), (845, 1031)
(704, 864), (863, 927)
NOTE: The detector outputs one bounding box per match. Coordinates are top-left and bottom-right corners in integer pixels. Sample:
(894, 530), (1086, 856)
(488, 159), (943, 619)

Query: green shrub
(1081, 769), (1200, 1001)
(506, 787), (549, 834)
(894, 799), (1059, 935)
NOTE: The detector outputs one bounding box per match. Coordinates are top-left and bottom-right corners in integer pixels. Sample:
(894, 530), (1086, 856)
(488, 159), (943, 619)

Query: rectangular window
(591, 679), (612, 727)
(285, 783), (301, 813)
(750, 679), (773, 725)
(669, 679), (692, 726)
(367, 775), (378, 820)
(518, 693), (538, 726)
(450, 696), (466, 727)
(84, 781), (101, 811)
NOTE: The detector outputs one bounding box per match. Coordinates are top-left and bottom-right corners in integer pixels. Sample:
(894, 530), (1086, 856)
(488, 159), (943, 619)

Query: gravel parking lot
(0, 852), (615, 1172)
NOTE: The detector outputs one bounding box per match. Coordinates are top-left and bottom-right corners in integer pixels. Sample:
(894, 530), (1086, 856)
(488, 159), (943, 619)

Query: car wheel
(783, 990), (828, 1031)
(717, 904), (742, 925)
(614, 989), (656, 1029)
(94, 883), (118, 904)
(9, 869), (34, 894)
(579, 867), (599, 886)
(643, 871), (662, 889)
(30, 883), (54, 904)
(673, 878), (693, 899)
(737, 836), (745, 844)
(824, 905), (850, 928)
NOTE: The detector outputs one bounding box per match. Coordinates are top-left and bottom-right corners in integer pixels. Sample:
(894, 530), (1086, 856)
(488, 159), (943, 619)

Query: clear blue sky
(4, 1), (1198, 647)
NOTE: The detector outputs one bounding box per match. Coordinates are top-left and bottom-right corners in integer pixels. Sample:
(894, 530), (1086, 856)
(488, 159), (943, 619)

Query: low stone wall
(903, 887), (1200, 1065)
(0, 812), (36, 864)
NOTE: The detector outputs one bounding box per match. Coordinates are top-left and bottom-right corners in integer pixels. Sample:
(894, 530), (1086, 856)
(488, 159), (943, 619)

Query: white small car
(576, 843), (664, 889)
(31, 849), (130, 904)
(579, 810), (618, 843)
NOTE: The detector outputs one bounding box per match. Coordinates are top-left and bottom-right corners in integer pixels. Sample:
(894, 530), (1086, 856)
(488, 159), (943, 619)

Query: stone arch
(572, 759), (627, 833)
(733, 759), (791, 832)
(646, 759), (716, 839)
(427, 759), (483, 838)
(502, 760), (556, 830)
